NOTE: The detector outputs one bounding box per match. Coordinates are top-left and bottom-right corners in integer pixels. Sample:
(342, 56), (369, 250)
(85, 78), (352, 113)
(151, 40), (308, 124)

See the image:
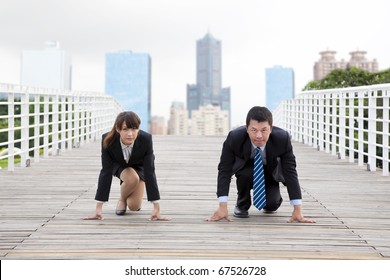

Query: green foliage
(371, 69), (390, 84)
(303, 67), (390, 90)
(302, 80), (322, 91)
(0, 157), (21, 169)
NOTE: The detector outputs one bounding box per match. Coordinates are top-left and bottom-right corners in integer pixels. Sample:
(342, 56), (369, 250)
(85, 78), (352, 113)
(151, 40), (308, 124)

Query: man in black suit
(208, 106), (315, 223)
(85, 111), (169, 221)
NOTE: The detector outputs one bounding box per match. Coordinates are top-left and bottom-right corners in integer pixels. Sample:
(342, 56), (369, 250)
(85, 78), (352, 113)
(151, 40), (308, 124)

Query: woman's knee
(120, 168), (140, 184)
(126, 193), (143, 211)
(128, 203), (142, 211)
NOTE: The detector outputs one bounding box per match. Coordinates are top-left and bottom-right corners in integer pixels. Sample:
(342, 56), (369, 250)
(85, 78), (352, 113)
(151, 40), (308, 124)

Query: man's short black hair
(246, 106), (273, 127)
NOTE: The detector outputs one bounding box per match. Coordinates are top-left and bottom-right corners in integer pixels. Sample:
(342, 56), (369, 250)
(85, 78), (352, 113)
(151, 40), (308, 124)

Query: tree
(303, 67), (390, 90)
(371, 69), (390, 84)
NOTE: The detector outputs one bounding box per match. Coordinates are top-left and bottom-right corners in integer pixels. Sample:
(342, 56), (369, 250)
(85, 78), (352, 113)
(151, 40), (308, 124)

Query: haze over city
(1, 0), (389, 127)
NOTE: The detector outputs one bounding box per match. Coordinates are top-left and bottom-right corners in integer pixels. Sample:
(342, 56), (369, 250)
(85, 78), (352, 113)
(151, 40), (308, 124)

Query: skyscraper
(105, 51), (151, 132)
(196, 33), (222, 97)
(265, 66), (295, 111)
(21, 41), (72, 90)
(186, 33), (231, 126)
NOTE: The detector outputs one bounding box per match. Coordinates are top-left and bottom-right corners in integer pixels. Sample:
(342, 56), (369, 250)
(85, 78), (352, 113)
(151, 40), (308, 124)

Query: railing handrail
(274, 83), (390, 176)
(297, 83), (390, 95)
(0, 83), (123, 171)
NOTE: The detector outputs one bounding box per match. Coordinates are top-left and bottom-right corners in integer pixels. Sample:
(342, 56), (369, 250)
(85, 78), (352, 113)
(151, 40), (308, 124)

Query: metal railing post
(7, 91), (15, 171)
(20, 90), (29, 167)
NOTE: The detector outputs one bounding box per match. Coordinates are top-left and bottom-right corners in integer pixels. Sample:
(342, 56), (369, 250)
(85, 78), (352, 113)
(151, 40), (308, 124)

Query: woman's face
(117, 122), (139, 145)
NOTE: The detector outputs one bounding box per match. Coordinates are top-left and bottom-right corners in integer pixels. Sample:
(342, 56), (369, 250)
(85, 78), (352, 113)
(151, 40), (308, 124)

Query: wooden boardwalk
(0, 135), (389, 260)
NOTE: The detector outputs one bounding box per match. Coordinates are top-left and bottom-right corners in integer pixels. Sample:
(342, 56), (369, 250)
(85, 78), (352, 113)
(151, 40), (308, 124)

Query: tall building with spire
(186, 33), (231, 127)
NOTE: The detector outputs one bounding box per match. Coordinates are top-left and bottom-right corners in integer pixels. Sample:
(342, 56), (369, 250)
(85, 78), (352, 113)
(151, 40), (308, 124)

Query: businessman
(208, 106), (315, 223)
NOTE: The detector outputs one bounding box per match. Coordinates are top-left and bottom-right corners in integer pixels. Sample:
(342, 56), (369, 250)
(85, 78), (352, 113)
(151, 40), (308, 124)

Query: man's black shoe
(233, 207), (249, 218)
(263, 209), (277, 214)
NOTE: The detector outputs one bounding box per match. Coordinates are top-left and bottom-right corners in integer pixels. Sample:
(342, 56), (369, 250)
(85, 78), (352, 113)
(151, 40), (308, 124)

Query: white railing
(274, 83), (390, 176)
(0, 83), (123, 171)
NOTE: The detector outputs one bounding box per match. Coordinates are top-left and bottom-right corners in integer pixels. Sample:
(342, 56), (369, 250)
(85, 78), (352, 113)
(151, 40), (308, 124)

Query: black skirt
(115, 165), (145, 183)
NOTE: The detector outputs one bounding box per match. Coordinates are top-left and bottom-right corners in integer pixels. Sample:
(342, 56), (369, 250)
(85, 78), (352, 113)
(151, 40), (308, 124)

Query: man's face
(246, 119), (272, 147)
(117, 122), (139, 145)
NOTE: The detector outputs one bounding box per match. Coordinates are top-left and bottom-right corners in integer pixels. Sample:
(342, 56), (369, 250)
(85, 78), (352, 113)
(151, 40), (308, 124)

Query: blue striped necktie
(253, 147), (266, 209)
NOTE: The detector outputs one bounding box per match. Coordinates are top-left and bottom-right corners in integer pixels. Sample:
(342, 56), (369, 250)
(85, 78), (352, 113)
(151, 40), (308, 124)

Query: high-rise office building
(21, 41), (72, 90)
(265, 66), (295, 111)
(314, 49), (378, 80)
(186, 33), (231, 127)
(105, 51), (151, 132)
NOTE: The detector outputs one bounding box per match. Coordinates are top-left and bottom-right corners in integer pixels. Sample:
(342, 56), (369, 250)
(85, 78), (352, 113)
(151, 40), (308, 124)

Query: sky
(1, 0), (389, 127)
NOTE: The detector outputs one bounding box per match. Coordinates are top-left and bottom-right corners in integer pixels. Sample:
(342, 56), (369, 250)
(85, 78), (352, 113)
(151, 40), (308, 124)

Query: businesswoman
(85, 111), (169, 221)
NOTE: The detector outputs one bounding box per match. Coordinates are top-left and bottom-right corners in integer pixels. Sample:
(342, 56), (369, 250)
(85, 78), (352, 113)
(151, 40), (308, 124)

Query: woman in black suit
(85, 111), (169, 221)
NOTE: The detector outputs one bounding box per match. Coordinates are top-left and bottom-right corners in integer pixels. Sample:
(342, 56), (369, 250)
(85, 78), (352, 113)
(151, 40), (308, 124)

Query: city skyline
(1, 0), (389, 127)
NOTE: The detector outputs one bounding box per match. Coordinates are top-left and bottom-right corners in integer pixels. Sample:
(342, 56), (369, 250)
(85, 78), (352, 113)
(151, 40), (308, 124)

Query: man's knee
(265, 197), (283, 211)
(236, 165), (253, 186)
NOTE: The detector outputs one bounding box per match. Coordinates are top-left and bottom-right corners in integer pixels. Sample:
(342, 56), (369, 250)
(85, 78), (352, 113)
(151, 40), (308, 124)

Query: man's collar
(251, 142), (266, 151)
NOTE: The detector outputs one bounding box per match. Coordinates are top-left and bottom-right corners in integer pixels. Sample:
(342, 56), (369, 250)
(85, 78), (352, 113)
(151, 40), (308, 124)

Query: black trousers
(235, 161), (282, 211)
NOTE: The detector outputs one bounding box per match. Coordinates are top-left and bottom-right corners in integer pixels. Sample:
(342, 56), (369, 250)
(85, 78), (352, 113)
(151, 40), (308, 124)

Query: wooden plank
(0, 135), (389, 259)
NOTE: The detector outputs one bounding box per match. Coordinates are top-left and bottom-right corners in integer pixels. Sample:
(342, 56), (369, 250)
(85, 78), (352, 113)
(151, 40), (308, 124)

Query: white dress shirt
(120, 140), (134, 163)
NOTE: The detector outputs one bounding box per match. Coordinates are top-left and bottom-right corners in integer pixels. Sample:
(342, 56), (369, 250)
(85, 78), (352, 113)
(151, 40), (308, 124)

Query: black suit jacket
(94, 130), (160, 202)
(217, 126), (302, 201)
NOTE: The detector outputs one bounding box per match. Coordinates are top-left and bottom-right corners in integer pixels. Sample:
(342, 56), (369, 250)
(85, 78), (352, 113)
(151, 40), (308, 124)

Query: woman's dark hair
(245, 106), (273, 127)
(103, 111), (141, 148)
